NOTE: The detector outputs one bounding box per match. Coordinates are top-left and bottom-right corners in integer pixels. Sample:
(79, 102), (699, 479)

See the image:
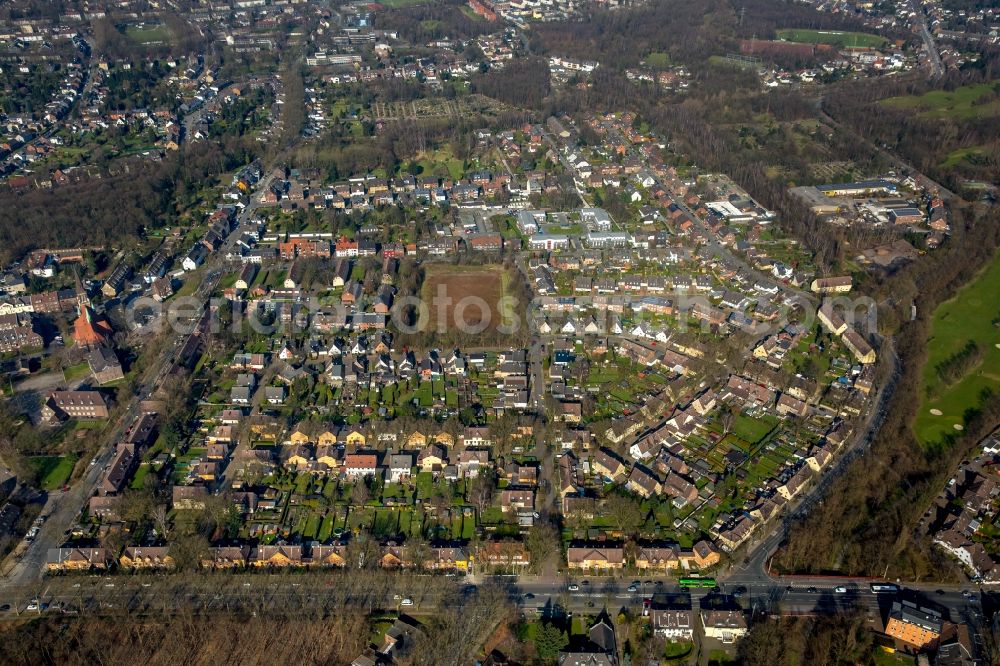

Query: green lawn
(871, 648), (916, 666)
(645, 52), (672, 69)
(130, 464), (151, 490)
(882, 82), (1000, 120)
(776, 28), (886, 49)
(303, 513), (321, 540)
(63, 362), (92, 383)
(664, 641), (693, 660)
(915, 251), (1000, 447)
(415, 472), (434, 500)
(318, 514), (334, 542)
(706, 649), (737, 666)
(27, 455), (77, 490)
(732, 413), (779, 444)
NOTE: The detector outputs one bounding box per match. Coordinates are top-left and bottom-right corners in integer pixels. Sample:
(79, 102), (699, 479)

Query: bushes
(934, 339), (982, 387)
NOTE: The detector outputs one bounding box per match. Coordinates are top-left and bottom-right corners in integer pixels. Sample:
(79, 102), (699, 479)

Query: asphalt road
(911, 0), (944, 79)
(0, 173), (273, 589)
(0, 573), (986, 636)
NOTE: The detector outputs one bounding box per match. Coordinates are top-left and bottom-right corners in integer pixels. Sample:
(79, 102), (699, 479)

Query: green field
(125, 24), (171, 44)
(414, 146), (465, 181)
(915, 251), (1000, 446)
(882, 82), (1000, 120)
(645, 52), (672, 69)
(776, 28), (886, 49)
(27, 455), (77, 490)
(940, 145), (992, 169)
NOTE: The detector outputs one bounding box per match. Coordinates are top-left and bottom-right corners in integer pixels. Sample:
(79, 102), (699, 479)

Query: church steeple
(74, 267), (90, 309)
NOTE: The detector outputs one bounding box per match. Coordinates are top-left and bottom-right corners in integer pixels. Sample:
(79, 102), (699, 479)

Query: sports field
(776, 29), (886, 49)
(126, 23), (171, 44)
(420, 264), (510, 334)
(914, 252), (1000, 447)
(882, 82), (1000, 120)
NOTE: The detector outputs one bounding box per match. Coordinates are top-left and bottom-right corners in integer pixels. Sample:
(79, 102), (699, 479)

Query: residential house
(646, 607), (694, 640)
(253, 544), (304, 567)
(635, 545), (680, 571)
(46, 547), (110, 571)
(884, 601), (942, 650)
(701, 610), (748, 643)
(501, 488), (535, 512)
(592, 448), (627, 481)
(41, 391), (109, 421)
(566, 545), (625, 570)
(119, 546), (174, 570)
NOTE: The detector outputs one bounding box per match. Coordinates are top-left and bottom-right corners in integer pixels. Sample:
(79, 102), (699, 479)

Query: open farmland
(915, 251), (1000, 447)
(420, 264), (509, 334)
(776, 29), (886, 49)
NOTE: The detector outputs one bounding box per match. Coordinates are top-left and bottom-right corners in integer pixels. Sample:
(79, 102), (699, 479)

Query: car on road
(400, 598), (414, 606)
(568, 584), (580, 592)
(807, 587), (818, 593)
(626, 585), (638, 593)
(0, 604), (10, 612)
(935, 589), (946, 595)
(962, 590), (972, 597)
(834, 587), (847, 594)
(734, 585), (748, 595)
(26, 600), (39, 611)
(581, 580), (589, 586)
(523, 593), (535, 600)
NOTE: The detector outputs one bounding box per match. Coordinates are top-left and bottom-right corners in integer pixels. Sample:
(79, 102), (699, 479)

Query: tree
(351, 478), (371, 506)
(469, 468), (497, 514)
(718, 403), (737, 437)
(534, 622), (569, 662)
(605, 494), (644, 538)
(152, 503), (169, 539)
(169, 532), (209, 571)
(525, 522), (560, 574)
(119, 488), (155, 525)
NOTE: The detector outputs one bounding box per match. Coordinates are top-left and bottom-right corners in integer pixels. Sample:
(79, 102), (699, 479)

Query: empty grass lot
(915, 251), (1000, 447)
(27, 455), (77, 490)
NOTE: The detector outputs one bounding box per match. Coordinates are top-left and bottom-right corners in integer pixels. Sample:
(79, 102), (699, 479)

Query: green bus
(678, 577), (717, 589)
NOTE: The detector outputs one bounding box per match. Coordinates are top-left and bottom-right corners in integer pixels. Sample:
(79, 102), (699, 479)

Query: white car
(26, 600), (39, 611)
(568, 584), (580, 592)
(834, 586), (847, 594)
(400, 598), (414, 606)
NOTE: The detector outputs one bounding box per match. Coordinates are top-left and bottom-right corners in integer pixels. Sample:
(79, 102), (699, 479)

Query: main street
(910, 0), (944, 80)
(0, 570), (986, 636)
(0, 171), (275, 590)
